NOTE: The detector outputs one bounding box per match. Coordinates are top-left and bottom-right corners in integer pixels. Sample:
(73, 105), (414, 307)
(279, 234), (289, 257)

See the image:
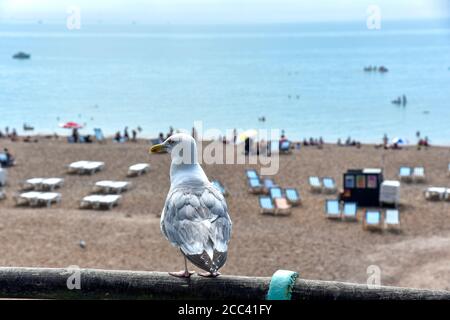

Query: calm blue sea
(1, 20), (450, 144)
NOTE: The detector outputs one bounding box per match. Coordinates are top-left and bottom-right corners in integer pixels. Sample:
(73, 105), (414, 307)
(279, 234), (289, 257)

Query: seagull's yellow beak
(149, 143), (166, 154)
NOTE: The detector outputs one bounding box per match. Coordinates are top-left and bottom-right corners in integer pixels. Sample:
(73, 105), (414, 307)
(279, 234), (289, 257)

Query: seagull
(150, 133), (232, 278)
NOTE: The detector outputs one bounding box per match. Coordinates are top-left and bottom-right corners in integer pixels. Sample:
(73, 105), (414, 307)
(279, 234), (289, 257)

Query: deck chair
(325, 199), (341, 219)
(412, 167), (425, 183)
(246, 169), (259, 180)
(94, 128), (105, 143)
(342, 202), (357, 221)
(424, 187), (446, 201)
(263, 178), (276, 194)
(285, 188), (301, 206)
(309, 176), (322, 193)
(248, 177), (263, 194)
(280, 140), (292, 154)
(398, 166), (412, 182)
(14, 191), (41, 206)
(41, 178), (64, 191)
(127, 163), (150, 177)
(363, 210), (383, 231)
(269, 187), (283, 200)
(211, 180), (228, 197)
(444, 189), (450, 201)
(36, 192), (61, 208)
(274, 197), (292, 215)
(322, 177), (337, 194)
(259, 196), (275, 214)
(385, 209), (400, 231)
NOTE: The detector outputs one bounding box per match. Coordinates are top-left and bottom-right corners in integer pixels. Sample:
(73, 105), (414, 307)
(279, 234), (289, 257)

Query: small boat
(13, 52), (31, 60)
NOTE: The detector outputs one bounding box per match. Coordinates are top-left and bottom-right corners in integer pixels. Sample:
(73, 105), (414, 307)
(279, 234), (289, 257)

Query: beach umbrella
(391, 137), (408, 145)
(59, 121), (84, 129)
(237, 129), (258, 143)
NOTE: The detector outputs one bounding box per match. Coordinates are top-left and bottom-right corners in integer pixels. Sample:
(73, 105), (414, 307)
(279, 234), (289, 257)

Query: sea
(1, 19), (450, 144)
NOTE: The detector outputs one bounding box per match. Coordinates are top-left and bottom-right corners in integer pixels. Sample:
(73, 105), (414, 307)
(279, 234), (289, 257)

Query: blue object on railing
(266, 270), (299, 300)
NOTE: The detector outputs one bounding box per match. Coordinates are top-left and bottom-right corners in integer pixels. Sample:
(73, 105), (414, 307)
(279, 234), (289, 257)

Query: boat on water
(13, 52), (31, 60)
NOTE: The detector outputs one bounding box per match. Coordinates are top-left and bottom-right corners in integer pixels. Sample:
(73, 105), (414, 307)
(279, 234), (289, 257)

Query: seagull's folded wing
(161, 184), (232, 273)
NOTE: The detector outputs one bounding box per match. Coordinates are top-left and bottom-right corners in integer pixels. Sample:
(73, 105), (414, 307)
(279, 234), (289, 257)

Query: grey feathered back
(161, 182), (232, 274)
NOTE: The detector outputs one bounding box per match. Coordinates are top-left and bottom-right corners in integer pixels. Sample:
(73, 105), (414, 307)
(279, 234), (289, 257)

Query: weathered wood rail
(0, 267), (448, 300)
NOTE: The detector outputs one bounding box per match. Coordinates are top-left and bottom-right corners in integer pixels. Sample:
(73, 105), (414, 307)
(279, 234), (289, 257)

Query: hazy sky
(0, 0), (449, 24)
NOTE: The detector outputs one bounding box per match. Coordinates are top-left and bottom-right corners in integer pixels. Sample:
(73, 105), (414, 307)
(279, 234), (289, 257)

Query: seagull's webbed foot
(198, 271), (221, 278)
(169, 270), (195, 278)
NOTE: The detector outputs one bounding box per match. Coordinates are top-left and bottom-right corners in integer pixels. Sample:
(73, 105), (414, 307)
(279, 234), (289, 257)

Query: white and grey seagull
(150, 133), (232, 278)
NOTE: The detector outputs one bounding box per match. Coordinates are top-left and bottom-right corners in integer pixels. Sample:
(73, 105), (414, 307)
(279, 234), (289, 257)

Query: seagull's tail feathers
(185, 249), (228, 274)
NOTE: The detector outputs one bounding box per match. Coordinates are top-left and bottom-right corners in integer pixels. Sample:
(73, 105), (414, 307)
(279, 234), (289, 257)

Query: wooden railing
(0, 267), (448, 300)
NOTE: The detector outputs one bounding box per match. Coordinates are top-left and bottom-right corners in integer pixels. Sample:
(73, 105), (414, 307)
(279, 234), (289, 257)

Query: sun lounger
(127, 163), (150, 177)
(14, 191), (60, 207)
(325, 199), (341, 219)
(269, 187), (283, 200)
(68, 161), (90, 173)
(94, 181), (130, 194)
(259, 196), (275, 214)
(385, 209), (400, 231)
(398, 166), (412, 182)
(36, 192), (61, 208)
(248, 177), (263, 194)
(424, 187), (446, 201)
(363, 210), (383, 231)
(68, 161), (105, 175)
(22, 178), (44, 190)
(285, 188), (301, 206)
(322, 177), (337, 194)
(80, 194), (122, 210)
(14, 191), (41, 206)
(342, 202), (357, 221)
(246, 169), (259, 180)
(412, 167), (425, 183)
(211, 180), (228, 197)
(263, 178), (276, 194)
(309, 176), (322, 193)
(274, 197), (292, 215)
(41, 178), (64, 191)
(83, 161), (105, 175)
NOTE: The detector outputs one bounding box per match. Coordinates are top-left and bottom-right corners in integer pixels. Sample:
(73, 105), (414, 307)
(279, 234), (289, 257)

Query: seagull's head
(150, 133), (198, 165)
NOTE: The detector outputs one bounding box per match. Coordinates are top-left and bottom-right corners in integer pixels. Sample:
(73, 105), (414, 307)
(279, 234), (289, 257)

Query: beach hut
(340, 168), (383, 207)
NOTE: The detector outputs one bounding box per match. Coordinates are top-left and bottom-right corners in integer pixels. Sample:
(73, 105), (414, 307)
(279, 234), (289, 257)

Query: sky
(0, 0), (449, 24)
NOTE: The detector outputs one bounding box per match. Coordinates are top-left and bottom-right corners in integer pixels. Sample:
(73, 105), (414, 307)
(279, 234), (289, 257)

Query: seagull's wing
(161, 183), (232, 273)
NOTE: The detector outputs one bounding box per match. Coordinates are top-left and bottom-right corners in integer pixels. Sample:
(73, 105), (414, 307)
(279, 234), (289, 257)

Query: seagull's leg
(169, 255), (195, 278)
(198, 271), (221, 278)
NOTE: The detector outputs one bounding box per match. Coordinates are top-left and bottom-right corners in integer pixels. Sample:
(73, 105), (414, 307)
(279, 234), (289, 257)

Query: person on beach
(124, 127), (130, 141)
(72, 128), (79, 143)
(114, 131), (122, 142)
(132, 129), (137, 142)
(1, 148), (14, 167)
(159, 133), (165, 143)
